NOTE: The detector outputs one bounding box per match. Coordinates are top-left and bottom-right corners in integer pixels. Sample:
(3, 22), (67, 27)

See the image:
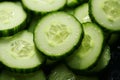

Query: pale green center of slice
(78, 35), (92, 57)
(0, 9), (14, 24)
(11, 40), (34, 59)
(46, 24), (70, 46)
(103, 0), (120, 22)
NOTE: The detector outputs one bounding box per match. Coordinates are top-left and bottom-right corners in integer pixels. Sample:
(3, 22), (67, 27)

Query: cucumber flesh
(66, 22), (104, 70)
(74, 3), (91, 23)
(22, 0), (66, 13)
(90, 0), (120, 31)
(0, 30), (45, 72)
(34, 12), (83, 59)
(87, 45), (111, 73)
(0, 1), (27, 36)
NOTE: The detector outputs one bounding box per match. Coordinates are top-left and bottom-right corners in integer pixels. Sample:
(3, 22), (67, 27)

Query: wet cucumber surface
(0, 0), (119, 80)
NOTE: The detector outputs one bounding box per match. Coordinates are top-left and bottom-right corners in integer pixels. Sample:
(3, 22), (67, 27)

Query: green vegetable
(0, 30), (45, 72)
(34, 12), (83, 60)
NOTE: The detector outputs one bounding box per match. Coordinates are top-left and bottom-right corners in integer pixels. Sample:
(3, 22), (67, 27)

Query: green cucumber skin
(65, 22), (105, 74)
(21, 0), (67, 15)
(0, 19), (27, 37)
(88, 0), (106, 31)
(3, 50), (46, 73)
(3, 48), (46, 73)
(89, 0), (117, 43)
(33, 12), (84, 60)
(0, 30), (46, 73)
(4, 64), (44, 73)
(34, 29), (83, 60)
(0, 1), (28, 37)
(89, 0), (113, 44)
(89, 0), (120, 32)
(83, 45), (111, 75)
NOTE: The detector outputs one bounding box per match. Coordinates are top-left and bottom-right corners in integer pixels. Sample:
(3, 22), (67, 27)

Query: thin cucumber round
(0, 30), (45, 72)
(22, 0), (66, 13)
(66, 22), (104, 70)
(34, 12), (83, 60)
(86, 45), (111, 73)
(89, 0), (120, 31)
(74, 3), (91, 23)
(0, 1), (27, 37)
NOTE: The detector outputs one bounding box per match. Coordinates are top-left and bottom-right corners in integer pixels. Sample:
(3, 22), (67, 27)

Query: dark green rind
(3, 55), (46, 73)
(65, 22), (105, 74)
(89, 0), (112, 47)
(0, 1), (28, 37)
(83, 45), (111, 75)
(74, 3), (91, 23)
(0, 19), (27, 37)
(89, 0), (120, 32)
(21, 0), (67, 15)
(2, 48), (46, 73)
(34, 12), (84, 60)
(0, 31), (46, 73)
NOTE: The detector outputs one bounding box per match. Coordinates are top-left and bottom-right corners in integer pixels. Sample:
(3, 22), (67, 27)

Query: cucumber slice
(87, 45), (111, 73)
(0, 1), (27, 37)
(34, 12), (83, 59)
(0, 30), (45, 72)
(66, 22), (104, 70)
(89, 0), (120, 31)
(48, 64), (77, 80)
(74, 3), (91, 23)
(22, 0), (66, 13)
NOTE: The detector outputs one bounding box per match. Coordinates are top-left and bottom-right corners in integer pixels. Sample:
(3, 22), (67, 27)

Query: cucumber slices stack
(0, 0), (119, 80)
